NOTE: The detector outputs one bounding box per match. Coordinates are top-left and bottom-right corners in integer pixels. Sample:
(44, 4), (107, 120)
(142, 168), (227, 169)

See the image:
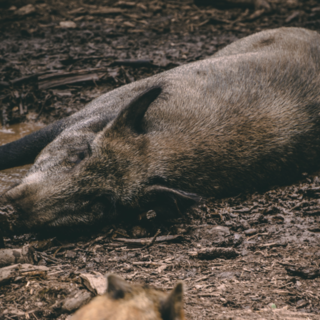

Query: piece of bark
(62, 290), (93, 312)
(0, 263), (48, 286)
(14, 4), (36, 16)
(259, 242), (287, 248)
(80, 272), (107, 295)
(0, 245), (34, 268)
(189, 247), (239, 259)
(1, 308), (26, 317)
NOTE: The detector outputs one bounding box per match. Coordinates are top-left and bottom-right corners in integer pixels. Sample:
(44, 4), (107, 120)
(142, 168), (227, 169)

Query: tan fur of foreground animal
(71, 274), (185, 320)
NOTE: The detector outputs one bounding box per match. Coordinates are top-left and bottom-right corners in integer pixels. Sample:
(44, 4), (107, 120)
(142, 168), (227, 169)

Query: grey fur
(2, 27), (320, 230)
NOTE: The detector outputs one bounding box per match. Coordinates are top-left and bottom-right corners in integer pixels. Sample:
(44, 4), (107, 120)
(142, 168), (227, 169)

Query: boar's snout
(0, 194), (22, 236)
(4, 184), (35, 230)
(4, 177), (116, 231)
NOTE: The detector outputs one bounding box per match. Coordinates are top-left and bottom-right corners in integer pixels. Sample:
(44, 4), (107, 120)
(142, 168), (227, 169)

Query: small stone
(65, 250), (77, 259)
(37, 259), (47, 266)
(241, 220), (251, 230)
(233, 233), (243, 246)
(207, 226), (230, 236)
(80, 272), (107, 295)
(244, 229), (257, 236)
(60, 21), (77, 29)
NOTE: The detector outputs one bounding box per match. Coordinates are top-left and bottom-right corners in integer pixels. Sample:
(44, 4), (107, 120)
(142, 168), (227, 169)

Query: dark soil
(1, 0), (320, 319)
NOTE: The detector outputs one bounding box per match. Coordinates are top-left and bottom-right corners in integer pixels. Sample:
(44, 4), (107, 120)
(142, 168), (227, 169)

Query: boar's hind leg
(0, 119), (66, 170)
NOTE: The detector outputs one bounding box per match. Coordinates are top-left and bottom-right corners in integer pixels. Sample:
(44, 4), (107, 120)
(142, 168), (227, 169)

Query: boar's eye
(69, 142), (92, 165)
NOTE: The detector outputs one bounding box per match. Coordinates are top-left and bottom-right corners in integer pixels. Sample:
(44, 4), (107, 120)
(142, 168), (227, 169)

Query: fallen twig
(38, 72), (106, 90)
(132, 261), (161, 266)
(37, 251), (62, 264)
(188, 247), (239, 260)
(114, 235), (183, 247)
(259, 242), (287, 249)
(111, 59), (155, 67)
(143, 229), (161, 249)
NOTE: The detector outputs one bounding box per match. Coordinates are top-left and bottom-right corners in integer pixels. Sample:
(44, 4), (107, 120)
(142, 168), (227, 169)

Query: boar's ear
(106, 274), (132, 299)
(141, 185), (201, 217)
(111, 86), (162, 134)
(160, 282), (185, 320)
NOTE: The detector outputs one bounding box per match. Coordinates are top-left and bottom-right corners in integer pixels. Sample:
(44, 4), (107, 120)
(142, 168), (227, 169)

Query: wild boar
(70, 274), (185, 320)
(1, 27), (320, 231)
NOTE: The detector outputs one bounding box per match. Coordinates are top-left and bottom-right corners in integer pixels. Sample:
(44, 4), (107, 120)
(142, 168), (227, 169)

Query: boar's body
(2, 27), (320, 230)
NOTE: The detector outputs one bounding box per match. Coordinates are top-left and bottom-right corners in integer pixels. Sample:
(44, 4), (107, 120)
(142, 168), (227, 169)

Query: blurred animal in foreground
(1, 27), (320, 233)
(71, 274), (185, 320)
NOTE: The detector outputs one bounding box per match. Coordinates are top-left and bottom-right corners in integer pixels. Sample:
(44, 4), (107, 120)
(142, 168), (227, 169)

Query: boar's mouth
(35, 190), (199, 233)
(2, 182), (201, 235)
(4, 189), (117, 233)
(136, 185), (201, 219)
(43, 197), (116, 231)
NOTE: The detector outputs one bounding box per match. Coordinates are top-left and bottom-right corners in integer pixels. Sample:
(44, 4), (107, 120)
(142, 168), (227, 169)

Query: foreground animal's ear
(111, 86), (162, 134)
(160, 282), (185, 320)
(106, 274), (132, 299)
(140, 185), (201, 217)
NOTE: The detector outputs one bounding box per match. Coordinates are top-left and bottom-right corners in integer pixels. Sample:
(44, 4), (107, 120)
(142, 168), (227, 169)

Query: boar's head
(2, 86), (199, 232)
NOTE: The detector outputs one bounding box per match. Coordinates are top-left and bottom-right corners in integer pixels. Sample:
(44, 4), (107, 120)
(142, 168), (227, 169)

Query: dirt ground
(0, 0), (320, 319)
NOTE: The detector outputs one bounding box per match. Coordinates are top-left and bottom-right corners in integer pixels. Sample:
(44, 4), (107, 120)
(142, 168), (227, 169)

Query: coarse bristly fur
(2, 27), (320, 231)
(70, 274), (185, 320)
